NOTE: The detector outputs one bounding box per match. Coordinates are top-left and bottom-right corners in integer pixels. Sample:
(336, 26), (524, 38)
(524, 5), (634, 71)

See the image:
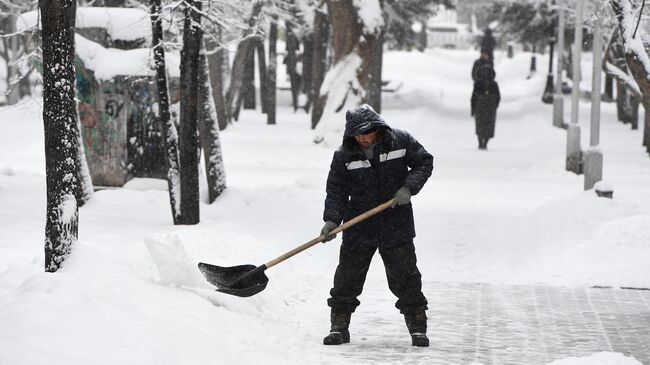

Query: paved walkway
(324, 281), (650, 364)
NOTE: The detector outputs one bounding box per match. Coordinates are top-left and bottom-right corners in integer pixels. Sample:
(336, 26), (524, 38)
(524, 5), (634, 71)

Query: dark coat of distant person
(471, 65), (500, 140)
(480, 28), (497, 62)
(471, 52), (493, 82)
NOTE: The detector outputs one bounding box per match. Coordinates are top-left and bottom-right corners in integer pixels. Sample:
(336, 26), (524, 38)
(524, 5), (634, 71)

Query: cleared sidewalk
(326, 281), (650, 364)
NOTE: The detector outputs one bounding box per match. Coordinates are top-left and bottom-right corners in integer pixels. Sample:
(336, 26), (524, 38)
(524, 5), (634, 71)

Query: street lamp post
(584, 14), (603, 190)
(566, 0), (583, 174)
(542, 36), (556, 103)
(553, 2), (566, 128)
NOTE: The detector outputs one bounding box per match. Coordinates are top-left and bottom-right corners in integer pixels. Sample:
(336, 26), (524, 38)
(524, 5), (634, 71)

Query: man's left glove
(320, 221), (338, 242)
(391, 186), (411, 207)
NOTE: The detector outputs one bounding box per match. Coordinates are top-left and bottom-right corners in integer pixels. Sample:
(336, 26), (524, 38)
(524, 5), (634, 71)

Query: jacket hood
(343, 104), (391, 138)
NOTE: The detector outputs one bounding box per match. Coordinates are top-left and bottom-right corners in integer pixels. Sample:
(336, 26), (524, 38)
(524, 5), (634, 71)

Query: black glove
(320, 221), (338, 242)
(391, 186), (411, 207)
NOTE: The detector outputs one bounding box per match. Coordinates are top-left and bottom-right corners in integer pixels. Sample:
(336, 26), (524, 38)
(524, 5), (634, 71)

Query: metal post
(542, 37), (556, 103)
(585, 15), (603, 190)
(566, 0), (583, 174)
(553, 4), (566, 128)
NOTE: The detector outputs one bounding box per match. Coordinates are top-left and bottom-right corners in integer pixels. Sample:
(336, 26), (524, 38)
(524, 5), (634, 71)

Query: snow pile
(17, 7), (153, 41)
(547, 352), (642, 365)
(75, 34), (180, 81)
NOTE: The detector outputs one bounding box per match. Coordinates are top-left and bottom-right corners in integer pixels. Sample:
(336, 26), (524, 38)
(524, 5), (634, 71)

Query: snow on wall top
(76, 34), (179, 81)
(17, 7), (152, 41)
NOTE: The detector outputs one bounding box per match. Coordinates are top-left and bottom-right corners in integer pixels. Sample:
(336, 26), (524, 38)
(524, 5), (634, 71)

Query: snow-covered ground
(1, 49), (649, 365)
(0, 57), (6, 105)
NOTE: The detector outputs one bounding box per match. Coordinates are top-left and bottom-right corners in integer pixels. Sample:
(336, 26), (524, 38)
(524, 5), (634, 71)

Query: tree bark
(310, 7), (330, 129)
(198, 40), (227, 203)
(311, 0), (381, 131)
(256, 37), (268, 114)
(604, 74), (614, 101)
(225, 2), (262, 122)
(40, 0), (79, 272)
(242, 46), (256, 110)
(285, 22), (301, 111)
(418, 20), (427, 52)
(178, 0), (202, 224)
(302, 36), (314, 111)
(530, 44), (537, 73)
(207, 28), (229, 130)
(628, 93), (640, 130)
(366, 29), (383, 113)
(74, 107), (94, 207)
(5, 11), (20, 105)
(617, 81), (627, 122)
(611, 0), (650, 153)
(151, 0), (181, 224)
(267, 20), (278, 125)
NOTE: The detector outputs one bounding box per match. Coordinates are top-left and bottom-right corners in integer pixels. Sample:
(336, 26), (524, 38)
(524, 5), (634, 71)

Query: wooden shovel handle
(264, 198), (396, 269)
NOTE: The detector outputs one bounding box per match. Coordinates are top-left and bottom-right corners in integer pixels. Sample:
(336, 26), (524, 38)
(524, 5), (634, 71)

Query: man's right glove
(320, 221), (338, 242)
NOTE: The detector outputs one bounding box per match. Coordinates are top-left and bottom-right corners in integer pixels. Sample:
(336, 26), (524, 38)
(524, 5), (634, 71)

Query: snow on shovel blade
(198, 262), (269, 297)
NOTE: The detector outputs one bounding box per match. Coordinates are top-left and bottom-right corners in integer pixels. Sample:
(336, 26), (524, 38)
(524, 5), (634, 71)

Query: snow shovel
(198, 198), (396, 297)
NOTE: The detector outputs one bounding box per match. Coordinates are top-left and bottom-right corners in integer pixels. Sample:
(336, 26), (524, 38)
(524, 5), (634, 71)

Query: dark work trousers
(327, 239), (428, 314)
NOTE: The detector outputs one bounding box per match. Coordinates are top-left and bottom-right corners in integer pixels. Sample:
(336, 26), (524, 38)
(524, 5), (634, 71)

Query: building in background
(426, 5), (479, 49)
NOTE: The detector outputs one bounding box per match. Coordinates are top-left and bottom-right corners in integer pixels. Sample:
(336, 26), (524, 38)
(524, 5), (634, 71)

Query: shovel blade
(198, 262), (269, 297)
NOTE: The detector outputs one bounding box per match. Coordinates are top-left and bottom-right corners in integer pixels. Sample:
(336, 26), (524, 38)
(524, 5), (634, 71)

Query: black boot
(323, 310), (351, 345)
(404, 310), (429, 347)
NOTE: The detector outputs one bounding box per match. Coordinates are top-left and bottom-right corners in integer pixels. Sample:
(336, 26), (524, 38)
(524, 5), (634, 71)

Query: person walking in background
(320, 104), (433, 347)
(480, 28), (497, 62)
(471, 65), (500, 150)
(472, 50), (493, 82)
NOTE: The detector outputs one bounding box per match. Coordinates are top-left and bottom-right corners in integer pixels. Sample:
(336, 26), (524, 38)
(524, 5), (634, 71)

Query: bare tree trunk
(629, 93), (640, 130)
(644, 98), (650, 150)
(41, 0), (79, 272)
(198, 41), (227, 203)
(611, 0), (650, 153)
(366, 29), (383, 113)
(285, 22), (301, 111)
(530, 44), (537, 73)
(226, 43), (249, 121)
(74, 108), (94, 207)
(617, 81), (627, 122)
(311, 7), (330, 129)
(151, 0), (181, 224)
(267, 20), (278, 125)
(6, 12), (20, 105)
(242, 46), (256, 110)
(604, 74), (614, 101)
(225, 2), (262, 122)
(311, 0), (379, 131)
(256, 38), (268, 114)
(328, 0), (362, 62)
(178, 0), (202, 224)
(418, 19), (427, 52)
(302, 36), (314, 111)
(207, 28), (229, 130)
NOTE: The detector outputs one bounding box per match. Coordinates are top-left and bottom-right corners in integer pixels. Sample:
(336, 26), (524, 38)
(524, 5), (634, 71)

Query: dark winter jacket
(324, 106), (433, 244)
(471, 66), (500, 138)
(480, 29), (497, 61)
(471, 58), (493, 82)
